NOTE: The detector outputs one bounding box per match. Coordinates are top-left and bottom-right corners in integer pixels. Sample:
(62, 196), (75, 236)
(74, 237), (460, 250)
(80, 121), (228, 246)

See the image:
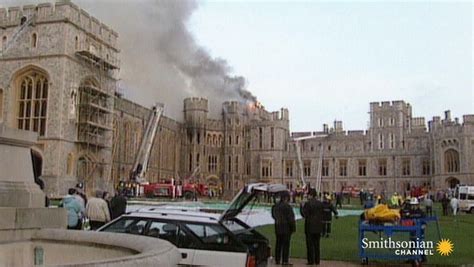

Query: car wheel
(470, 207), (474, 214)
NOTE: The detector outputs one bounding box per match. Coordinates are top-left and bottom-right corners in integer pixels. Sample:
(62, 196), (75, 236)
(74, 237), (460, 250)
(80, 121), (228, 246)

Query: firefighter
(322, 194), (338, 238)
(401, 197), (425, 219)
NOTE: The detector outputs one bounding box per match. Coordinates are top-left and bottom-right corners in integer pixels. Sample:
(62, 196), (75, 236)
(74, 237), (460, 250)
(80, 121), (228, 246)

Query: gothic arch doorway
(446, 177), (460, 189)
(76, 154), (99, 195)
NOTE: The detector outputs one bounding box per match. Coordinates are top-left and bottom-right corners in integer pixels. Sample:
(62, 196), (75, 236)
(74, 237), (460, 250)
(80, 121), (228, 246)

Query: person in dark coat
(110, 190), (127, 220)
(441, 193), (449, 216)
(271, 191), (296, 265)
(322, 195), (338, 238)
(301, 189), (324, 265)
(359, 189), (365, 205)
(335, 192), (343, 209)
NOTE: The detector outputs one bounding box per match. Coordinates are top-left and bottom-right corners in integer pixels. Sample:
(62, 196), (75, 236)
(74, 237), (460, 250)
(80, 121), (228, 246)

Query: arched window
(31, 33), (37, 48)
(75, 36), (79, 50)
(2, 36), (7, 50)
(17, 71), (48, 136)
(0, 88), (3, 122)
(378, 133), (384, 149)
(444, 149), (459, 173)
(77, 156), (91, 181)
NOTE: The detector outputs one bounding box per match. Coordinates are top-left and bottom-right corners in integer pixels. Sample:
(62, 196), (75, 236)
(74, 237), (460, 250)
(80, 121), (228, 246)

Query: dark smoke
(0, 0), (257, 119)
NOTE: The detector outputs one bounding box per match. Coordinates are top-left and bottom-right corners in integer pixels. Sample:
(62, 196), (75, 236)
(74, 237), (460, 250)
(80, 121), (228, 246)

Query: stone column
(0, 123), (67, 231)
(0, 124), (45, 207)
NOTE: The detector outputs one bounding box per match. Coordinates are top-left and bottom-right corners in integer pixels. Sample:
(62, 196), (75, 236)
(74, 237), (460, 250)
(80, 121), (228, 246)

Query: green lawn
(256, 204), (474, 266)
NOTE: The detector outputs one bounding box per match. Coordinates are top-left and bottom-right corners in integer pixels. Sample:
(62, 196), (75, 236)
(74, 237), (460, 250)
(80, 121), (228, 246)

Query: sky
(1, 0), (472, 132)
(188, 1), (473, 132)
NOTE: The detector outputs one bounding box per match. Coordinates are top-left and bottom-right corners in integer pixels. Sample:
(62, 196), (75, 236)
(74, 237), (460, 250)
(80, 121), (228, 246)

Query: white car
(98, 183), (288, 267)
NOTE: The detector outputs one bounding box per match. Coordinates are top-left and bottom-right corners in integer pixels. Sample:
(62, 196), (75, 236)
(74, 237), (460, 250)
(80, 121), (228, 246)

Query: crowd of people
(60, 184), (127, 230)
(360, 189), (460, 217)
(270, 186), (463, 265)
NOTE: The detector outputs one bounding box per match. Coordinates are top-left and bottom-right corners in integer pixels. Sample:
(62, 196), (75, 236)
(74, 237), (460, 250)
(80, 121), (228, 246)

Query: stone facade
(1, 2), (472, 197)
(0, 2), (118, 195)
(285, 102), (474, 195)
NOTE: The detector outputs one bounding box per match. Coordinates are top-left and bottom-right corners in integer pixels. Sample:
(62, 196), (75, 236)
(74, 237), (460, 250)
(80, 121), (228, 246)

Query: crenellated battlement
(347, 130), (365, 136)
(463, 115), (474, 125)
(280, 108), (289, 121)
(0, 1), (118, 50)
(222, 101), (244, 114)
(370, 100), (408, 111)
(427, 111), (474, 132)
(184, 97), (208, 112)
(411, 117), (426, 128)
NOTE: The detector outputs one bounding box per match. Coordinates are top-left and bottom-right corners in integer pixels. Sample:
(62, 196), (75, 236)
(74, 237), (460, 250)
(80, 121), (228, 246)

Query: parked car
(98, 183), (287, 267)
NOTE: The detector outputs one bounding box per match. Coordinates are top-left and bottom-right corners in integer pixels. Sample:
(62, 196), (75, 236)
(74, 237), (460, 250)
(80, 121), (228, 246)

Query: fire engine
(143, 167), (209, 199)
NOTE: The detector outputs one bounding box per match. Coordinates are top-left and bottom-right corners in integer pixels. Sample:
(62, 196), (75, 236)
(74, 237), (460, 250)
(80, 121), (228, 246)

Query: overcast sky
(1, 0), (472, 132)
(189, 1), (473, 132)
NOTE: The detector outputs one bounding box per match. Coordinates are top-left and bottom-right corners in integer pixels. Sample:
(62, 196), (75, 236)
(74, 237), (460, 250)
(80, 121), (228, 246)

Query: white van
(457, 185), (474, 213)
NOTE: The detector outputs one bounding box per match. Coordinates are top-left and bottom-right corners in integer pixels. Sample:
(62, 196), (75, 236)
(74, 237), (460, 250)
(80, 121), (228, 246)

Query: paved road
(268, 258), (415, 266)
(268, 258), (359, 267)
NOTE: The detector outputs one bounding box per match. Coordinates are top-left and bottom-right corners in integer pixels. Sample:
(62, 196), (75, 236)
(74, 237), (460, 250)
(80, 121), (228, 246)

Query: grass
(256, 203), (474, 266)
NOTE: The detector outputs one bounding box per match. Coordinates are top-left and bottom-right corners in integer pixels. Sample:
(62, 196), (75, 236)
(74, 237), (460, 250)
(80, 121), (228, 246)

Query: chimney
(444, 110), (451, 121)
(334, 120), (343, 133)
(323, 124), (328, 133)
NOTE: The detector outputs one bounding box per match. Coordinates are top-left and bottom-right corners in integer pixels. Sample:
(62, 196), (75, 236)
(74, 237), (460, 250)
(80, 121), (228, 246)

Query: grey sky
(1, 0), (472, 132)
(189, 1), (473, 132)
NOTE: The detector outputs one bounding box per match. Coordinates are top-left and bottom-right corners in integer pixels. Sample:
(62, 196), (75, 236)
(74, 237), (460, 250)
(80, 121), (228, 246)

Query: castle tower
(369, 100), (412, 151)
(222, 101), (245, 195)
(183, 98), (208, 181)
(0, 2), (119, 195)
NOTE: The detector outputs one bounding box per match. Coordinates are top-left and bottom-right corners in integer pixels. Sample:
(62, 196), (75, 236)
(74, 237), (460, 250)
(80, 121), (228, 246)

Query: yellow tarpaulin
(364, 204), (400, 222)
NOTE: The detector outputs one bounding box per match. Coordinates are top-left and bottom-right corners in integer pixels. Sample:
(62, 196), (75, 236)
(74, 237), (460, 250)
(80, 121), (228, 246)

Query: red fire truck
(143, 179), (208, 199)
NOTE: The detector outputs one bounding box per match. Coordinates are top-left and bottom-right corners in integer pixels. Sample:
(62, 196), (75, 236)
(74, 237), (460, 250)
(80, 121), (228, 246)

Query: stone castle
(1, 2), (472, 197)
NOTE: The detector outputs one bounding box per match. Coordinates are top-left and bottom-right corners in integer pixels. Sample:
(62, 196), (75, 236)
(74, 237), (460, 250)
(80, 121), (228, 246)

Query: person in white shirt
(450, 196), (459, 216)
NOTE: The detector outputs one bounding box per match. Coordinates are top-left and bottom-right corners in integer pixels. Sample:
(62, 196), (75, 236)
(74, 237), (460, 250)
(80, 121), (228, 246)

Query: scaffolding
(74, 38), (119, 195)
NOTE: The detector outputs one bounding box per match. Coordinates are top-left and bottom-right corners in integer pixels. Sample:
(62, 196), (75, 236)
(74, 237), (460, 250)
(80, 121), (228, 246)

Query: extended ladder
(315, 144), (324, 198)
(1, 14), (36, 57)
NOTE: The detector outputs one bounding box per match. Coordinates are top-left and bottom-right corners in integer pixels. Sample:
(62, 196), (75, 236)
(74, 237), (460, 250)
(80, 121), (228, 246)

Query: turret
(184, 97), (208, 127)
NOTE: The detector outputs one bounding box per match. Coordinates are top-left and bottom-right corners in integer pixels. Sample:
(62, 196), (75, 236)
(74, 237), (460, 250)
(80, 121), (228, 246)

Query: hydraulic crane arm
(295, 140), (305, 189)
(130, 103), (164, 184)
(189, 166), (200, 181)
(293, 134), (328, 191)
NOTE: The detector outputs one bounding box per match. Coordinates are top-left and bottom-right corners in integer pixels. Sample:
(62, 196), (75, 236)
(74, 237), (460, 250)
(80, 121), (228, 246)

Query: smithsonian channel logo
(361, 237), (454, 256)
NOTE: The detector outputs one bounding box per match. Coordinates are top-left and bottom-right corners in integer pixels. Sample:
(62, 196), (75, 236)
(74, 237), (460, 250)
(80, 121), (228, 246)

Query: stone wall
(1, 2), (472, 197)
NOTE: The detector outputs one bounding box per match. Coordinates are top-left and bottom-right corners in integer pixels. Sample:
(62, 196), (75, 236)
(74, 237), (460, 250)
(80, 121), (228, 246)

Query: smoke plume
(1, 0), (257, 119)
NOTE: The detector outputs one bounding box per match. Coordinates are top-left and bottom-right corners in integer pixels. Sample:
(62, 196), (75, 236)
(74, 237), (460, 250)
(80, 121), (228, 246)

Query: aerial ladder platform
(130, 103), (164, 185)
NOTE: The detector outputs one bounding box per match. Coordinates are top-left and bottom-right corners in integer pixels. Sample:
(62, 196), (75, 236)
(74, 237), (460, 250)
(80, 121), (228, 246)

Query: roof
(123, 207), (221, 224)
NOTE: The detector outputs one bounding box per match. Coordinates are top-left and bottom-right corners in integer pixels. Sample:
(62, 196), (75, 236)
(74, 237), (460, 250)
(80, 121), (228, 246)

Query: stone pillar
(0, 124), (45, 207)
(0, 123), (67, 231)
